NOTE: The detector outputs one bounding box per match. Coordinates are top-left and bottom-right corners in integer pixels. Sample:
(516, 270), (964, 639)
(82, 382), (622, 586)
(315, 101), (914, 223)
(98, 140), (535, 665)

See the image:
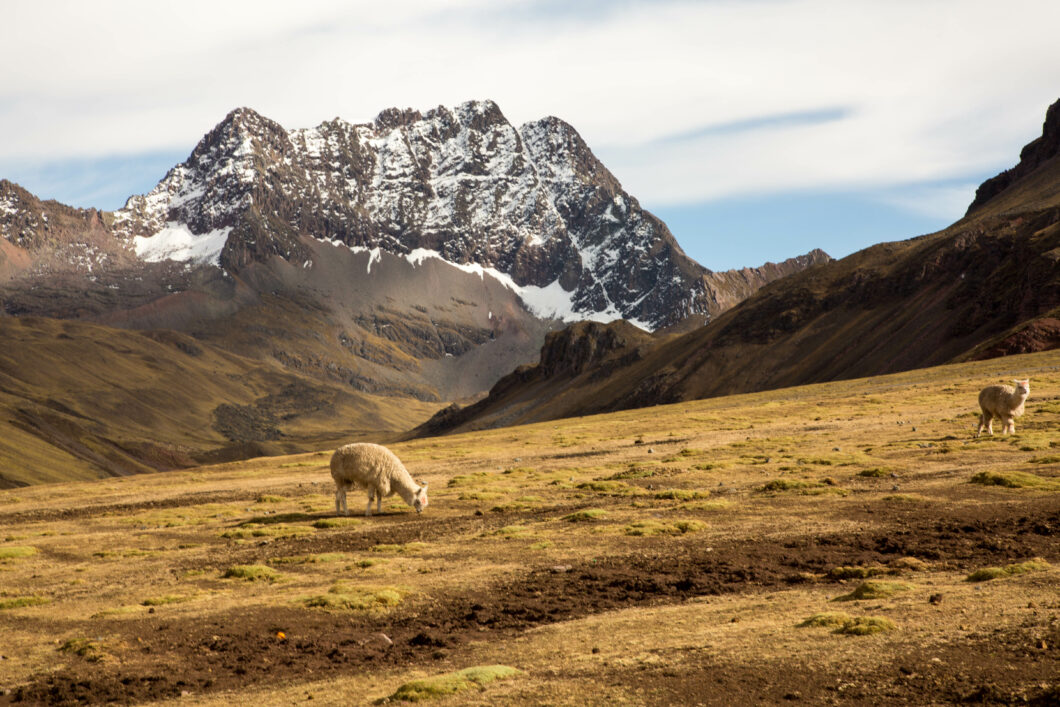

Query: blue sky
(2, 0), (1059, 271)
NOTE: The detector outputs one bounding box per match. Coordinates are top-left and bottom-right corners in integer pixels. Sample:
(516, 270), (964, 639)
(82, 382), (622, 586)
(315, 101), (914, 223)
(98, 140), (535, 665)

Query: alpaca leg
(977, 411), (993, 437)
(377, 494), (383, 515)
(1004, 417), (1015, 434)
(336, 487), (349, 516)
(364, 492), (373, 517)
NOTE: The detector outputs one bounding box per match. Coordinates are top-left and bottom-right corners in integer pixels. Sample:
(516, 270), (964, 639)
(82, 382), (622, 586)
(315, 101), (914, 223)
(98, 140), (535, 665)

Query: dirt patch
(7, 498), (1058, 705)
(599, 623), (1060, 705)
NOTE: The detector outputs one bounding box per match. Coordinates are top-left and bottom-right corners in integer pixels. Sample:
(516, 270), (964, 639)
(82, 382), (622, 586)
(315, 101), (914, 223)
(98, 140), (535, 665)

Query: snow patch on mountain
(133, 223), (231, 266)
(317, 236), (648, 329)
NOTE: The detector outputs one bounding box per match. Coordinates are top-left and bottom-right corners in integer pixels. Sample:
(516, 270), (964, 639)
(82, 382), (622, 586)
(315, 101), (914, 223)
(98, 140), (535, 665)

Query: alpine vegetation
(330, 443), (428, 517)
(976, 379), (1030, 437)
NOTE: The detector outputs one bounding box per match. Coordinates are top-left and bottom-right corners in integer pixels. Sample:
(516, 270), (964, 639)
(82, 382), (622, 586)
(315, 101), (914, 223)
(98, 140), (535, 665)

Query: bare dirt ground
(1, 350), (1058, 705)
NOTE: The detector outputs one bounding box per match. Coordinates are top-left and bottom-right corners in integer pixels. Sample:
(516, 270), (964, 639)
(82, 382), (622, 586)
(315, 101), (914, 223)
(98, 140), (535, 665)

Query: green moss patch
(605, 464), (658, 480)
(458, 491), (504, 501)
(969, 471), (1060, 490)
(653, 489), (708, 501)
(966, 559), (1050, 582)
(447, 472), (491, 487)
(758, 479), (848, 495)
(222, 564), (280, 582)
(799, 612), (895, 635)
(624, 519), (706, 536)
(835, 616), (896, 635)
(577, 480), (642, 496)
(304, 583), (406, 613)
(141, 594), (191, 607)
(828, 566), (888, 580)
(562, 509), (607, 522)
(0, 595), (49, 610)
(0, 546), (38, 560)
(833, 581), (912, 602)
(385, 665), (523, 702)
(798, 612), (852, 629)
(312, 517), (364, 529)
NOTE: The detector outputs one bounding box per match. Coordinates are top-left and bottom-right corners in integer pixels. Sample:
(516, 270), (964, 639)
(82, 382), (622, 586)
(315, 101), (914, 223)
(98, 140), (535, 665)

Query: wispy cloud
(0, 0), (1057, 212)
(642, 107), (852, 146)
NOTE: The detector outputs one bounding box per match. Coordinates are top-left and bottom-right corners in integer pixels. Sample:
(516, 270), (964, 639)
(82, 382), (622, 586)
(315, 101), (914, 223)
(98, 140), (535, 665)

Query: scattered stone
(929, 593), (943, 605)
(550, 565), (572, 573)
(648, 448), (654, 454)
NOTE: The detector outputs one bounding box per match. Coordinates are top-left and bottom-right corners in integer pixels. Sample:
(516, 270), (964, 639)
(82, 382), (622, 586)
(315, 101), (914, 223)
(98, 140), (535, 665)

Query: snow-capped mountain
(112, 101), (712, 330)
(0, 100), (827, 413)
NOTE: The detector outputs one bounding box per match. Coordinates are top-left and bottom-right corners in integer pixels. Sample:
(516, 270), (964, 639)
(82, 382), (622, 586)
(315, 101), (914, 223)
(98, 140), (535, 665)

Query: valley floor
(1, 350), (1058, 705)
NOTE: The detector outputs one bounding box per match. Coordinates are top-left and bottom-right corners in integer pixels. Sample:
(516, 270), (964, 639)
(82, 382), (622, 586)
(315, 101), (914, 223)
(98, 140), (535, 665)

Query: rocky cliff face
(966, 98), (1060, 215)
(107, 101), (716, 330)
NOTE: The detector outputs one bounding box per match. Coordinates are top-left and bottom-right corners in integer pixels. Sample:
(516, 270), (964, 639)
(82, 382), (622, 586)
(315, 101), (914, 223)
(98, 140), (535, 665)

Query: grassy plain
(1, 350), (1058, 705)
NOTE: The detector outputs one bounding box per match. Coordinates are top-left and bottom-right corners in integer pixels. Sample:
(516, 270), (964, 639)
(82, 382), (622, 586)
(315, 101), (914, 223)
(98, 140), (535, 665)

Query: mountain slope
(415, 98), (1060, 435)
(0, 316), (439, 487)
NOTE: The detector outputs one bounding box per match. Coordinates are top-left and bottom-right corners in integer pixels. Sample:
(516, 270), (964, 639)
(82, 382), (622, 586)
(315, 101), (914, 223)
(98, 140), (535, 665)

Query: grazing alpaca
(330, 443), (428, 517)
(976, 379), (1030, 437)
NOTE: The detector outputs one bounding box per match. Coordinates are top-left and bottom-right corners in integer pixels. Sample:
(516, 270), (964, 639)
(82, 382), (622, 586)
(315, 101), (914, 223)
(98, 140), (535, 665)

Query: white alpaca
(330, 443), (428, 517)
(976, 379), (1030, 437)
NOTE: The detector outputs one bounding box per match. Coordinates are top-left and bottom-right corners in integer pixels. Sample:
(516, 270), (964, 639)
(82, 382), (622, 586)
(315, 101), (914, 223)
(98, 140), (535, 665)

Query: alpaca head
(413, 482), (429, 513)
(1013, 379), (1030, 396)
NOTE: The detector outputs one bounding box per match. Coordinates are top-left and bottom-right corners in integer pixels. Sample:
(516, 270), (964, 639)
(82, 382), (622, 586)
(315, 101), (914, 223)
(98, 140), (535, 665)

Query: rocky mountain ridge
(111, 101), (711, 329)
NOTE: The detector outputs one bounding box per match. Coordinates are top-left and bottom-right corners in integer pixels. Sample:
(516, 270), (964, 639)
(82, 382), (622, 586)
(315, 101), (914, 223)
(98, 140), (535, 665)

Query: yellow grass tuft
(0, 546), (38, 560)
(384, 665), (523, 702)
(304, 583), (406, 614)
(966, 559), (1050, 582)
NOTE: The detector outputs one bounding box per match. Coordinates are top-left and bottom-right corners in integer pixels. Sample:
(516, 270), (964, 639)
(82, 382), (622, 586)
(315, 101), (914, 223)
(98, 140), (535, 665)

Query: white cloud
(1, 0), (1058, 206)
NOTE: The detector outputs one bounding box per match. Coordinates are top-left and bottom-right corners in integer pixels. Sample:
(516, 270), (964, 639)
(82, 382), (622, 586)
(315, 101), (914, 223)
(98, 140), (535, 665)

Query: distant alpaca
(976, 379), (1030, 437)
(330, 443), (428, 517)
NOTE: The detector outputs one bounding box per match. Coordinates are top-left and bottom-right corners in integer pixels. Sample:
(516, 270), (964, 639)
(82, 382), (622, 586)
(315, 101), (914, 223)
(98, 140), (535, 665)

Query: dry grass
(1, 348), (1059, 704)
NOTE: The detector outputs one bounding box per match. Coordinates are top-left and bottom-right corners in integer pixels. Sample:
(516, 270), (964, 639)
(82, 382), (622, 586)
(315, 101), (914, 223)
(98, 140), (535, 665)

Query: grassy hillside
(1, 349), (1057, 704)
(0, 316), (439, 487)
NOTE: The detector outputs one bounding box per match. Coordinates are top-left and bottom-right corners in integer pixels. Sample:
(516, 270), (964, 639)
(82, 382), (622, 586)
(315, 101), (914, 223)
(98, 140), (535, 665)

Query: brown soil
(6, 497), (1057, 706)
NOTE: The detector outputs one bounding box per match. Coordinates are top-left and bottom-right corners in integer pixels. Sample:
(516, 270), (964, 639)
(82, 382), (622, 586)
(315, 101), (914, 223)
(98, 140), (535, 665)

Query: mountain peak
(966, 97), (1060, 215)
(97, 99), (810, 329)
